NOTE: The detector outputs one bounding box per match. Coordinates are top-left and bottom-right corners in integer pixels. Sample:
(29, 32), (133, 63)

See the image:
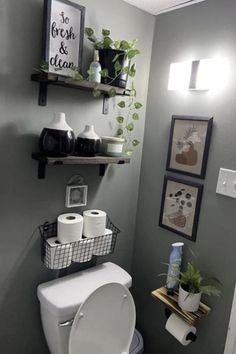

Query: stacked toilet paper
(45, 210), (113, 268)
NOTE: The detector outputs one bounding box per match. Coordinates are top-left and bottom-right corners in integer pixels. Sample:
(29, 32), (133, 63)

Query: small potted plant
(178, 262), (221, 312)
(85, 28), (140, 88)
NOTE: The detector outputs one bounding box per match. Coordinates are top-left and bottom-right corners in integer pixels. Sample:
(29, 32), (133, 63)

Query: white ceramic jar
(101, 136), (125, 157)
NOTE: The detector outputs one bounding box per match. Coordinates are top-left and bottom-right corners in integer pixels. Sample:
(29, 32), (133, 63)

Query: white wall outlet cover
(216, 168), (236, 199)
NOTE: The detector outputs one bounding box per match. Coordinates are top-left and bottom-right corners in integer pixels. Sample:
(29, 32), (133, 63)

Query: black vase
(39, 112), (75, 157)
(98, 49), (128, 88)
(76, 125), (100, 157)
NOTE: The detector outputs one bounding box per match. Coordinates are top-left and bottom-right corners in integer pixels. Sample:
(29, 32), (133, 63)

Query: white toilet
(37, 262), (144, 354)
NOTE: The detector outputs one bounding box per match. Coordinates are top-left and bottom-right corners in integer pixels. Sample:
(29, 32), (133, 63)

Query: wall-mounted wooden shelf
(31, 73), (130, 107)
(151, 287), (211, 326)
(32, 153), (130, 179)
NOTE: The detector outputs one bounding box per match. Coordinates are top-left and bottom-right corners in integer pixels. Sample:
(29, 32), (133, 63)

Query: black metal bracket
(38, 82), (48, 106)
(99, 164), (108, 176)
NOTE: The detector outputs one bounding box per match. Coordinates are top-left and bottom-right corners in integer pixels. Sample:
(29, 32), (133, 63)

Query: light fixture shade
(168, 58), (229, 91)
(168, 61), (192, 90)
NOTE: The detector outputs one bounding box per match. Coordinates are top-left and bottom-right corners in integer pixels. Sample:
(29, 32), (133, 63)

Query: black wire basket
(39, 217), (120, 270)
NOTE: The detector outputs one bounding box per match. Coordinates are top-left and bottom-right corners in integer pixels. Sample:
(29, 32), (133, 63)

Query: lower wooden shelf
(32, 153), (131, 179)
(151, 287), (211, 325)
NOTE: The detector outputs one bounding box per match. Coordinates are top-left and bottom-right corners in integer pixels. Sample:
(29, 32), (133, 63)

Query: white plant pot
(178, 285), (202, 312)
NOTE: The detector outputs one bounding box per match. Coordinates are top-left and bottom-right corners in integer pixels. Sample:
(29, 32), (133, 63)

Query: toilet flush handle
(59, 319), (74, 327)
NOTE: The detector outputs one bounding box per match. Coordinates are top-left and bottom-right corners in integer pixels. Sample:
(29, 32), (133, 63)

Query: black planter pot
(98, 49), (128, 88)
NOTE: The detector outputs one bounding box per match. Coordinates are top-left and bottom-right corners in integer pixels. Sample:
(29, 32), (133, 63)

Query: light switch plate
(216, 168), (236, 198)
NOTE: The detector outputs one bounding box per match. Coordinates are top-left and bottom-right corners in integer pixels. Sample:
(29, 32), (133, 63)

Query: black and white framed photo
(42, 0), (85, 76)
(166, 115), (213, 179)
(159, 176), (203, 242)
(65, 185), (88, 208)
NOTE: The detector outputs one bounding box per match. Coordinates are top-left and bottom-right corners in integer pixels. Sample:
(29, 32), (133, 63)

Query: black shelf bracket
(38, 82), (48, 106)
(99, 164), (108, 176)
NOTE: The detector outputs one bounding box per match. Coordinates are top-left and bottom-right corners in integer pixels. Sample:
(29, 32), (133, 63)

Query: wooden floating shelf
(31, 73), (130, 106)
(151, 287), (211, 326)
(32, 153), (131, 179)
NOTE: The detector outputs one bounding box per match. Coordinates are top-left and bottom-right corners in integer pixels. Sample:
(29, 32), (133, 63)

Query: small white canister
(101, 136), (125, 157)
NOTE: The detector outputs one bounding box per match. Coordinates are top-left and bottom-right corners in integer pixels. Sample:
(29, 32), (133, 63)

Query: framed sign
(42, 0), (85, 76)
(166, 115), (213, 179)
(159, 176), (203, 241)
(65, 185), (88, 208)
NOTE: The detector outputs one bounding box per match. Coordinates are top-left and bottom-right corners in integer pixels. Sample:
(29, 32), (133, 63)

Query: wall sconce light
(168, 58), (229, 91)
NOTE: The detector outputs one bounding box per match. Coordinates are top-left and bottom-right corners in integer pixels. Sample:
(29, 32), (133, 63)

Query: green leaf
(108, 88), (116, 97)
(118, 101), (126, 108)
(116, 128), (124, 136)
(127, 49), (140, 59)
(134, 102), (143, 109)
(116, 116), (125, 124)
(132, 139), (140, 147)
(127, 122), (134, 131)
(85, 27), (94, 37)
(95, 40), (104, 49)
(114, 40), (121, 49)
(132, 113), (139, 120)
(103, 36), (113, 48)
(120, 40), (130, 51)
(114, 60), (122, 73)
(92, 89), (101, 98)
(125, 149), (133, 156)
(129, 63), (136, 77)
(100, 69), (109, 78)
(102, 29), (110, 36)
(122, 66), (129, 74)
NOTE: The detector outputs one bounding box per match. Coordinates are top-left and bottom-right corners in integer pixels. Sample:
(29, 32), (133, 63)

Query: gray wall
(0, 0), (154, 352)
(132, 0), (236, 353)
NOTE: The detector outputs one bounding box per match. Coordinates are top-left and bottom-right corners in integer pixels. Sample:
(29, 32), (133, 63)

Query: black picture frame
(42, 0), (85, 76)
(159, 176), (203, 242)
(166, 115), (213, 179)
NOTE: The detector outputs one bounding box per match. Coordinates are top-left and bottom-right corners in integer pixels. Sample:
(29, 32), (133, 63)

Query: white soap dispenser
(89, 50), (101, 83)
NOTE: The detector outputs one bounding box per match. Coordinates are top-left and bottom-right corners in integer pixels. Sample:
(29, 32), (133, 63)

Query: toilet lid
(69, 282), (136, 354)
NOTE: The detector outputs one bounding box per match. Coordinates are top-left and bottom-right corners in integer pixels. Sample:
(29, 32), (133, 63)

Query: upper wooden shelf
(151, 287), (211, 326)
(31, 73), (130, 106)
(32, 153), (131, 179)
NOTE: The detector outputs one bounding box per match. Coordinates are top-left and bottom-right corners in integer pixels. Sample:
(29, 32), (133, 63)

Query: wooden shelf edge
(32, 153), (130, 179)
(151, 287), (211, 326)
(31, 73), (130, 97)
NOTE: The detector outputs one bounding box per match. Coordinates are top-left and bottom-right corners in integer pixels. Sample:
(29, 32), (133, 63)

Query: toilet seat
(69, 282), (136, 354)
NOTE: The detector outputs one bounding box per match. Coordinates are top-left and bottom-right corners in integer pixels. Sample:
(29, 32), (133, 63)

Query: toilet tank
(37, 262), (132, 354)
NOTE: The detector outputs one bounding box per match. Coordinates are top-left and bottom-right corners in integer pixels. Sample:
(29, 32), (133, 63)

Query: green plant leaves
(129, 64), (136, 77)
(102, 29), (110, 36)
(103, 36), (113, 48)
(117, 101), (126, 108)
(100, 69), (109, 78)
(92, 89), (101, 97)
(134, 102), (142, 109)
(116, 116), (125, 124)
(114, 40), (121, 49)
(132, 139), (140, 146)
(116, 128), (124, 136)
(127, 49), (140, 59)
(119, 40), (130, 51)
(132, 113), (139, 120)
(108, 88), (116, 97)
(125, 149), (133, 156)
(114, 60), (122, 73)
(85, 27), (94, 37)
(127, 122), (134, 131)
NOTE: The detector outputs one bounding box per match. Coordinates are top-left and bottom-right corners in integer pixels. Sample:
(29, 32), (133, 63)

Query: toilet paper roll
(93, 228), (113, 256)
(57, 213), (83, 244)
(45, 237), (72, 270)
(72, 238), (94, 263)
(83, 210), (107, 238)
(165, 313), (197, 346)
